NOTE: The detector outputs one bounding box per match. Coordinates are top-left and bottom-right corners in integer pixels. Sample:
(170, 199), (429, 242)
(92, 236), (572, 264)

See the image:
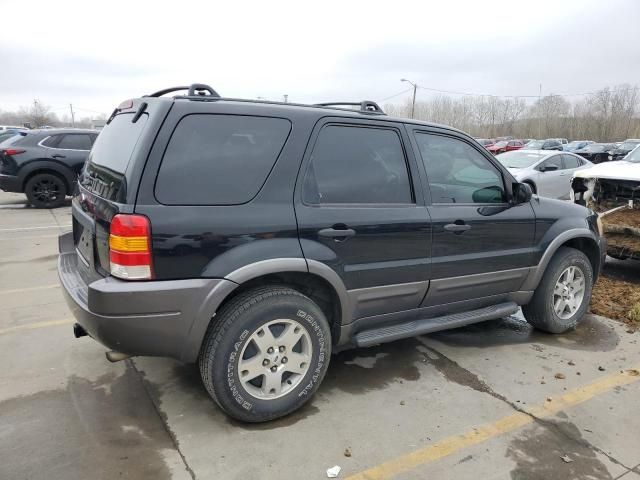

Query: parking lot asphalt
(1, 190), (639, 480)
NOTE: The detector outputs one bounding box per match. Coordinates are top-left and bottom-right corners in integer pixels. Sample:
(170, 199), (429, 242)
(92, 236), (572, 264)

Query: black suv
(58, 84), (605, 422)
(0, 128), (98, 208)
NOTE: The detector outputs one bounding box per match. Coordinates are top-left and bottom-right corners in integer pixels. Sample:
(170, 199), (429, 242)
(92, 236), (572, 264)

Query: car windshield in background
(619, 142), (640, 151)
(585, 144), (607, 152)
(495, 151), (544, 168)
(525, 140), (544, 149)
(625, 146), (640, 163)
(494, 141), (507, 147)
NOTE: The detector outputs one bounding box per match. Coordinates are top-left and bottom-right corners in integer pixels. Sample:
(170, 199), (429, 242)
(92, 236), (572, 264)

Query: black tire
(24, 172), (67, 208)
(199, 286), (332, 422)
(523, 247), (593, 333)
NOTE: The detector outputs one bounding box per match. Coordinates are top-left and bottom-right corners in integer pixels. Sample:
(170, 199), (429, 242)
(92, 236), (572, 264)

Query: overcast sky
(0, 0), (638, 118)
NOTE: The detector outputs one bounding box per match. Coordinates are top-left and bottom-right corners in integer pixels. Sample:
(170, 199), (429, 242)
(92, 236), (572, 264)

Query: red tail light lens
(108, 214), (153, 280)
(2, 149), (25, 156)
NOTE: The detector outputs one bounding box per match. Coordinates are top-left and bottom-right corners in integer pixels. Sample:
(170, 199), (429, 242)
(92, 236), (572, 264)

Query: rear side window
(155, 114), (291, 205)
(57, 134), (93, 150)
(89, 113), (148, 173)
(302, 125), (412, 204)
(563, 154), (580, 169)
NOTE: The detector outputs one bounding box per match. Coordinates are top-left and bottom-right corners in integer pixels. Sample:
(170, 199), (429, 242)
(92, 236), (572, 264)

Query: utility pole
(538, 83), (542, 139)
(401, 79), (417, 119)
(69, 103), (75, 127)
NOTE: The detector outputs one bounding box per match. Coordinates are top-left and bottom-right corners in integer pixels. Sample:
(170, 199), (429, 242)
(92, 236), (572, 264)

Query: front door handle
(52, 154), (66, 159)
(318, 227), (356, 241)
(444, 223), (471, 234)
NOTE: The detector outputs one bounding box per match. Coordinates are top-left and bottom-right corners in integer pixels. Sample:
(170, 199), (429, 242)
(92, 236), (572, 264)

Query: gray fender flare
(180, 258), (350, 362)
(521, 228), (599, 291)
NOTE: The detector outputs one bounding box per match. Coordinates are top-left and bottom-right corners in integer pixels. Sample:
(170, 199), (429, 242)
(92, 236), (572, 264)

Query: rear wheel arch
(21, 162), (74, 193)
(182, 262), (349, 363)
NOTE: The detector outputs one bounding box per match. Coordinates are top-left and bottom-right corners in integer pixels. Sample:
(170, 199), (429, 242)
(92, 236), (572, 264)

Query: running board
(354, 301), (519, 348)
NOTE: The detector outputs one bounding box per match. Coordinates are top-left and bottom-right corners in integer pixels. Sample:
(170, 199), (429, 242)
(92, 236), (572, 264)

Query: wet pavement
(1, 190), (640, 480)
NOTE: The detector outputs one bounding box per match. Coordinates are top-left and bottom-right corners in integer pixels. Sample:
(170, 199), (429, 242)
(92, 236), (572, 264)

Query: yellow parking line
(347, 367), (640, 480)
(0, 284), (59, 296)
(0, 318), (73, 336)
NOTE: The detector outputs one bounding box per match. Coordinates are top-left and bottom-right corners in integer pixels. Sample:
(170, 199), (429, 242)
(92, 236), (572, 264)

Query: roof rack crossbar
(314, 101), (385, 114)
(146, 83), (220, 98)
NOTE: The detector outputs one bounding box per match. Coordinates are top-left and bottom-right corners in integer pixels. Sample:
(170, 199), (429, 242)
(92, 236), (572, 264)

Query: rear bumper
(57, 232), (237, 362)
(0, 173), (21, 192)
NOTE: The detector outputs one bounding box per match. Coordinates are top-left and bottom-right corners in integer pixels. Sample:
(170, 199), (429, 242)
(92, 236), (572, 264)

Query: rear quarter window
(155, 114), (291, 205)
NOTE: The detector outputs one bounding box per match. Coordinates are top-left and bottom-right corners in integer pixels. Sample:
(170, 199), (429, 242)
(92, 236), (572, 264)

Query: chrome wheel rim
(553, 265), (585, 320)
(238, 319), (312, 400)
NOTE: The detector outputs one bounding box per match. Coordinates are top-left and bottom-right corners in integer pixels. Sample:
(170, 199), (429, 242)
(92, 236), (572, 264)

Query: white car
(496, 149), (592, 199)
(571, 145), (640, 260)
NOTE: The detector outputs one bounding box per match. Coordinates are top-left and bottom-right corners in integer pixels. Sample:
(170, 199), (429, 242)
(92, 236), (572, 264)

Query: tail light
(1, 148), (25, 156)
(108, 214), (153, 280)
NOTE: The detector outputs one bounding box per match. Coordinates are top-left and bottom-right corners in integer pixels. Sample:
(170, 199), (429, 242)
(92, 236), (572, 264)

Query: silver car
(496, 150), (592, 199)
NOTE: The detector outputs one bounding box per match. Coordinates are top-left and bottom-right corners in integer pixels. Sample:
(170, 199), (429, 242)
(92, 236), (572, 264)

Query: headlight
(596, 215), (604, 236)
(608, 155), (613, 160)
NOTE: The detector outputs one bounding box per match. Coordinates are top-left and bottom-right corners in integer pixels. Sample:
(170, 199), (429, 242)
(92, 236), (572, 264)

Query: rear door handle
(444, 223), (471, 233)
(52, 154), (66, 159)
(318, 227), (356, 240)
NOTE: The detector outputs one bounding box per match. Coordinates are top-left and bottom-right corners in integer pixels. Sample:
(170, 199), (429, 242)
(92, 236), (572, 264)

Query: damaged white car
(572, 145), (640, 260)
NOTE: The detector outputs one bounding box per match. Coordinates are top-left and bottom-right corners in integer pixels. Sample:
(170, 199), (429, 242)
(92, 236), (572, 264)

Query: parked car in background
(496, 149), (591, 199)
(0, 130), (28, 145)
(552, 138), (569, 146)
(572, 145), (640, 260)
(608, 139), (640, 161)
(475, 138), (495, 148)
(495, 136), (514, 142)
(0, 125), (27, 131)
(488, 140), (524, 154)
(523, 139), (563, 151)
(574, 143), (616, 164)
(0, 128), (98, 208)
(563, 140), (594, 152)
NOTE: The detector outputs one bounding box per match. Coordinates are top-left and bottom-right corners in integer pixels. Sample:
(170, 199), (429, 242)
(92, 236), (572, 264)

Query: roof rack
(314, 101), (385, 115)
(146, 83), (220, 98)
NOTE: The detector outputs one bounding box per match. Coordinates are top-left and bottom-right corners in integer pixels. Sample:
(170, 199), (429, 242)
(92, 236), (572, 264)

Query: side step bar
(354, 301), (519, 348)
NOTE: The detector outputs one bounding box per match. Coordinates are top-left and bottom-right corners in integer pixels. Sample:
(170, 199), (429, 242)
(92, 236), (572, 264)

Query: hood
(573, 160), (640, 181)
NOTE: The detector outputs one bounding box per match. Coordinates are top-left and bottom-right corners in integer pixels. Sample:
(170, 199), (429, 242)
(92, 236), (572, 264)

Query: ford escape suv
(58, 83), (605, 422)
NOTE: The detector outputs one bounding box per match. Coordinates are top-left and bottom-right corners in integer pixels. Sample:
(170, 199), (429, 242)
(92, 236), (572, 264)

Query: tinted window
(540, 155), (563, 171)
(415, 133), (506, 204)
(563, 154), (579, 169)
(156, 114), (291, 205)
(41, 135), (61, 147)
(57, 134), (92, 150)
(88, 113), (148, 173)
(303, 125), (412, 205)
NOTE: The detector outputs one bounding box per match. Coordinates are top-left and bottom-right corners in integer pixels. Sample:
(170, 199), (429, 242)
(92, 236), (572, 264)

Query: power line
(378, 88), (413, 103)
(413, 84), (639, 99)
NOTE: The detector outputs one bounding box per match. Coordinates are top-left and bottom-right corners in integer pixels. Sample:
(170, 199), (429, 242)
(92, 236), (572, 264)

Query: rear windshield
(0, 132), (28, 146)
(155, 114), (291, 205)
(88, 113), (147, 173)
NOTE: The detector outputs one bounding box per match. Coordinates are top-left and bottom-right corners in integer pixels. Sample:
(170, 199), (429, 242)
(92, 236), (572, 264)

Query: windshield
(619, 142), (640, 151)
(566, 141), (583, 148)
(494, 141), (507, 147)
(585, 144), (606, 152)
(496, 151), (544, 168)
(625, 146), (640, 163)
(524, 140), (544, 149)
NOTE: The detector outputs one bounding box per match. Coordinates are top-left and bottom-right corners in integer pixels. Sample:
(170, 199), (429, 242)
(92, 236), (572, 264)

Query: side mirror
(540, 164), (558, 172)
(512, 182), (533, 204)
